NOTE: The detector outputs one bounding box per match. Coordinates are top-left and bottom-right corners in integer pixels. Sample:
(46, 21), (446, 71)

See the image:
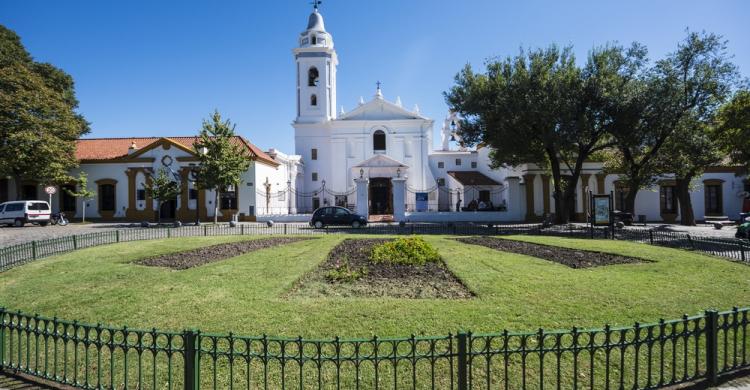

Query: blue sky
(1, 0), (748, 152)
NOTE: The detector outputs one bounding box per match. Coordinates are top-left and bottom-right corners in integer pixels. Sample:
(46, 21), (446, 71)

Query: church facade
(1, 6), (748, 224)
(286, 7), (749, 224)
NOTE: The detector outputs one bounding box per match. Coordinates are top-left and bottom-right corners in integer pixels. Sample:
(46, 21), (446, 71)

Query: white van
(0, 201), (52, 227)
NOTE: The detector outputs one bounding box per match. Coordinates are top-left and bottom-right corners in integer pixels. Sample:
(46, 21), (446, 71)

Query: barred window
(660, 186), (677, 213)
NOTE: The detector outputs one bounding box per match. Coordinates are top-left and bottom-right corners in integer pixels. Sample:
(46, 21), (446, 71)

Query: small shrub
(370, 237), (440, 266)
(326, 259), (366, 282)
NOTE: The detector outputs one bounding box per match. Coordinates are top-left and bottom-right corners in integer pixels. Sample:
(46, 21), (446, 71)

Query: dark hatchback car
(309, 207), (367, 228)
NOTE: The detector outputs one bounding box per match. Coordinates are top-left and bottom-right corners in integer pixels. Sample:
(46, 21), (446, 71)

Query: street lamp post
(189, 168), (199, 225)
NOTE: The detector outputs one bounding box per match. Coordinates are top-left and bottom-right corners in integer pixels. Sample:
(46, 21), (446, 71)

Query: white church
(1, 5), (747, 224)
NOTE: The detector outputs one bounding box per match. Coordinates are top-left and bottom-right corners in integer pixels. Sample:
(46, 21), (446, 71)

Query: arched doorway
(160, 198), (177, 221)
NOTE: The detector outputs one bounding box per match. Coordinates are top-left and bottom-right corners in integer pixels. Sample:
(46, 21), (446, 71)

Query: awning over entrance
(353, 154), (408, 178)
(447, 171), (501, 186)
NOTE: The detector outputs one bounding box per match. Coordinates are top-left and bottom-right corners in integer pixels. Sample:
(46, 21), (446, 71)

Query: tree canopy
(0, 25), (89, 198)
(445, 30), (741, 224)
(193, 111), (251, 223)
(445, 44), (648, 222)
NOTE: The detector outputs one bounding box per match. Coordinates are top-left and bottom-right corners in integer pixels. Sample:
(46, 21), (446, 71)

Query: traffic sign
(45, 186), (57, 195)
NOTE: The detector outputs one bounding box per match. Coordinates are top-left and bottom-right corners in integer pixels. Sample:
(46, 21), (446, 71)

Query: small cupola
(299, 3), (333, 49)
(128, 140), (138, 155)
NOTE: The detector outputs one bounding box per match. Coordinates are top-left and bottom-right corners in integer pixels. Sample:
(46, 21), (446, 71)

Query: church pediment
(338, 98), (427, 121)
(354, 154), (409, 169)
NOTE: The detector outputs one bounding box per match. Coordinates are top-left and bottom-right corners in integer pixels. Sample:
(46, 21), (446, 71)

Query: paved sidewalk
(0, 223), (126, 248)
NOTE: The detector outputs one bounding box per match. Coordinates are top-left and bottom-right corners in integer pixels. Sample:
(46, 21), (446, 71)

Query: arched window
(310, 94), (317, 106)
(373, 130), (386, 151)
(308, 67), (319, 87)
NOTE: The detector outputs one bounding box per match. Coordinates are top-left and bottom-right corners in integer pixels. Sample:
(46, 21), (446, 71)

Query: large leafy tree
(0, 25), (89, 198)
(658, 32), (739, 225)
(445, 44), (642, 223)
(193, 111), (251, 224)
(143, 168), (182, 223)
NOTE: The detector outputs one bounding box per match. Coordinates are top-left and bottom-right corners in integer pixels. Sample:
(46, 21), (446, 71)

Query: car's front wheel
(314, 220), (324, 229)
(13, 219), (24, 227)
(352, 220), (361, 228)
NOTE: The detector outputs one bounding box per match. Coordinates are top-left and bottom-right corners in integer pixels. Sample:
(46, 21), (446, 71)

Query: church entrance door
(369, 178), (392, 215)
(159, 198), (177, 221)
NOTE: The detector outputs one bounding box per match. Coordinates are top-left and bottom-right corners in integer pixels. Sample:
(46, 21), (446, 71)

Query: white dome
(307, 10), (326, 32)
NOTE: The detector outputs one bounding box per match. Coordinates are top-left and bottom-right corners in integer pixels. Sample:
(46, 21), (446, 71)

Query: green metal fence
(1, 306), (748, 389)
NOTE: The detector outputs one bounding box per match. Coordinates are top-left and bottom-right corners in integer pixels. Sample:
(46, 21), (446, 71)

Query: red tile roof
(75, 136), (278, 166)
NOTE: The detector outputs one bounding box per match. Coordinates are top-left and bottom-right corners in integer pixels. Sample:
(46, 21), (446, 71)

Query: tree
(658, 119), (725, 225)
(143, 168), (181, 223)
(715, 90), (750, 174)
(193, 111), (251, 224)
(0, 25), (89, 198)
(658, 32), (739, 225)
(65, 172), (95, 223)
(445, 44), (641, 223)
(602, 65), (678, 214)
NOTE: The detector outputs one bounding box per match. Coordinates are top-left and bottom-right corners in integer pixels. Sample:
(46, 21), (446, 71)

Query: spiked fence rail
(2, 223), (748, 272)
(1, 307), (749, 389)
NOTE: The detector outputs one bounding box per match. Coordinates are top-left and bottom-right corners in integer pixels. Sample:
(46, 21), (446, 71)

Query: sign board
(415, 192), (429, 212)
(592, 195), (612, 226)
(44, 186), (57, 195)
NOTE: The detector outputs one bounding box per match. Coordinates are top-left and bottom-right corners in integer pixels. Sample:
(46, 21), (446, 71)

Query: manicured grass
(1, 234), (748, 338)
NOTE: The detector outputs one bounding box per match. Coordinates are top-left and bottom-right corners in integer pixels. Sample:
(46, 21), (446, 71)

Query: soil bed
(288, 238), (474, 299)
(456, 237), (645, 268)
(137, 237), (315, 270)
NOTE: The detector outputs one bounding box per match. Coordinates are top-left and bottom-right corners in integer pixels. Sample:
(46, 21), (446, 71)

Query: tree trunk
(624, 186), (638, 215)
(81, 198), (86, 223)
(676, 175), (696, 226)
(156, 201), (161, 224)
(549, 157), (568, 224)
(213, 190), (220, 224)
(13, 174), (22, 200)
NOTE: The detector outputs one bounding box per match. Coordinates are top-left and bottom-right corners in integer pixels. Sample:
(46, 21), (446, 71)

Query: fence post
(687, 234), (694, 250)
(73, 235), (78, 250)
(0, 307), (5, 369)
(241, 224), (245, 235)
(116, 230), (120, 243)
(740, 241), (746, 262)
(284, 224), (288, 235)
(705, 310), (719, 385)
(32, 241), (37, 260)
(184, 329), (200, 390)
(457, 332), (468, 390)
(203, 225), (207, 237)
(649, 230), (654, 245)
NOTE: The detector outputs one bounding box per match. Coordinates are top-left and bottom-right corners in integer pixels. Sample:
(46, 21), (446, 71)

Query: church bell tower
(294, 2), (338, 124)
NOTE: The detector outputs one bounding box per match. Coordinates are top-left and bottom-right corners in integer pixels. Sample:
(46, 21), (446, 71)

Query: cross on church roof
(310, 0), (322, 10)
(376, 81), (382, 90)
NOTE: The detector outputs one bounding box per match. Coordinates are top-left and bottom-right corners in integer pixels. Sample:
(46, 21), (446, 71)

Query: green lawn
(1, 234), (748, 337)
(2, 234), (749, 389)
